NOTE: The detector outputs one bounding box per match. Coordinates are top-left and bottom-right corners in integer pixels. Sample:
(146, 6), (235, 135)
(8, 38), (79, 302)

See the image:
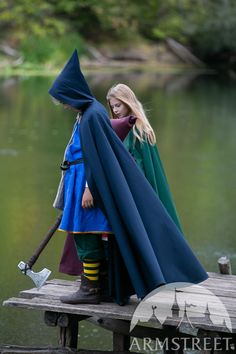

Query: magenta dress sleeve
(110, 115), (137, 141)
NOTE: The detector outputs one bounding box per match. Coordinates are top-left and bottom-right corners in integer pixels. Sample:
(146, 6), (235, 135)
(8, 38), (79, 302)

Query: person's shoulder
(85, 100), (106, 115)
(81, 100), (109, 126)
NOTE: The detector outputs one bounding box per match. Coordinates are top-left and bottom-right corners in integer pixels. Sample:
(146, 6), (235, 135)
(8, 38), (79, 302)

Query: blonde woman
(107, 83), (182, 231)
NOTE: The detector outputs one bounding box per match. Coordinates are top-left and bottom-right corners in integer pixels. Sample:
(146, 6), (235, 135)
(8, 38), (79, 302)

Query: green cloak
(124, 130), (183, 232)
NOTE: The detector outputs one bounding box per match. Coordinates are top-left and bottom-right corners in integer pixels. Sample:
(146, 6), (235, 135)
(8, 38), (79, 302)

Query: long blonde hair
(106, 83), (156, 145)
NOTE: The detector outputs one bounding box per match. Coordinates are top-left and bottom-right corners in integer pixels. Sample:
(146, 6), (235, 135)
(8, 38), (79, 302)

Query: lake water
(0, 71), (235, 350)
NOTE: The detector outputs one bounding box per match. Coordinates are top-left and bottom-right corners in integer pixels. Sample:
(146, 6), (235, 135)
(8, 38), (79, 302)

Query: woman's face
(109, 97), (130, 118)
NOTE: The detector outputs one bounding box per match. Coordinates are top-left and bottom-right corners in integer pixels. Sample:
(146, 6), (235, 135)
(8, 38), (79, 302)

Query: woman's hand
(82, 187), (94, 208)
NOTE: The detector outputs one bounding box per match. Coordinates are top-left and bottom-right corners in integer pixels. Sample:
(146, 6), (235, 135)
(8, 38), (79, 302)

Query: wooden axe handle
(27, 214), (62, 269)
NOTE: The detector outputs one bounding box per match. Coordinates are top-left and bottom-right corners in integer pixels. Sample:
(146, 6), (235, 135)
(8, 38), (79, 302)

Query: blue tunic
(59, 119), (112, 233)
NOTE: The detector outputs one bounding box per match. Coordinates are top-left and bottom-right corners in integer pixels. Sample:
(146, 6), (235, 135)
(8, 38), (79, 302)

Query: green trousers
(74, 233), (105, 261)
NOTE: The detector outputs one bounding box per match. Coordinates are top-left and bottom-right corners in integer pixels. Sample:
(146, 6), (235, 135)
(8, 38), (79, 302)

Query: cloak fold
(124, 131), (183, 232)
(80, 100), (208, 299)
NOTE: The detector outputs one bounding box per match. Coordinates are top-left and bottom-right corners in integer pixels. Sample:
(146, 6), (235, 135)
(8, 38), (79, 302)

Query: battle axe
(18, 214), (62, 288)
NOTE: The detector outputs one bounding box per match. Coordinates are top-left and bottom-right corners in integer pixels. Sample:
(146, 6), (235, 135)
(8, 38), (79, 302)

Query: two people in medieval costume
(48, 50), (208, 305)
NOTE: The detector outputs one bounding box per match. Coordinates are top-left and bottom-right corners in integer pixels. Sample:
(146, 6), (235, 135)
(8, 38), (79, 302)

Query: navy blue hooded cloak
(49, 50), (208, 304)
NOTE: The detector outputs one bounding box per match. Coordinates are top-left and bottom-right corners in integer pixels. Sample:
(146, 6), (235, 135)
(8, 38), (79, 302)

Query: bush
(20, 33), (86, 65)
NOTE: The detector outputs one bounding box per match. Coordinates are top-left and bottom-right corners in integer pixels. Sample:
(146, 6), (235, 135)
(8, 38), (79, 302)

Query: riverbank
(0, 40), (206, 77)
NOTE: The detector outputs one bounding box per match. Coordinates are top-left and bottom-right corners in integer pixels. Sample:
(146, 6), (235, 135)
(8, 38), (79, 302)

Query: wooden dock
(3, 271), (236, 353)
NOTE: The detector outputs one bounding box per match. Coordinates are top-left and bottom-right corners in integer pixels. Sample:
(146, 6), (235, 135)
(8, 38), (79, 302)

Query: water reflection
(0, 72), (235, 347)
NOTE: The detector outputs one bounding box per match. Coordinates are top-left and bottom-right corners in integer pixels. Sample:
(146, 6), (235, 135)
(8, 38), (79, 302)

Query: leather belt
(60, 158), (83, 171)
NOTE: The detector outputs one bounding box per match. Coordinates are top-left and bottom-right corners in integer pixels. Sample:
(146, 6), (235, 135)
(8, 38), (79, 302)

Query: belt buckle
(60, 160), (70, 171)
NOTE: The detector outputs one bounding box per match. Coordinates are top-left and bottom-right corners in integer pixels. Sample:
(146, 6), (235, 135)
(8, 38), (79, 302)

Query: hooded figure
(49, 50), (208, 305)
(58, 115), (137, 277)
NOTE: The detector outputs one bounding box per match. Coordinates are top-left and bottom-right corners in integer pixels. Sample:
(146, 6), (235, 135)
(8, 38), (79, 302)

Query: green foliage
(185, 1), (236, 57)
(151, 0), (236, 59)
(0, 0), (236, 65)
(0, 0), (64, 39)
(20, 33), (86, 64)
(52, 0), (144, 40)
(20, 36), (56, 64)
(153, 14), (186, 42)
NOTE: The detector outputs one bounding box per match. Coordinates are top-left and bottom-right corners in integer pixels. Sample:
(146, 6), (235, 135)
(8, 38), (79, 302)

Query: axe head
(18, 261), (51, 289)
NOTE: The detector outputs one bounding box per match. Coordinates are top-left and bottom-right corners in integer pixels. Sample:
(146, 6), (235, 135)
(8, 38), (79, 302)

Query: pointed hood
(48, 49), (94, 110)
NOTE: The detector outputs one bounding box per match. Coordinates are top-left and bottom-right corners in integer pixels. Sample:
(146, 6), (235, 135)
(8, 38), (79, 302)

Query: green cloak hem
(124, 131), (183, 232)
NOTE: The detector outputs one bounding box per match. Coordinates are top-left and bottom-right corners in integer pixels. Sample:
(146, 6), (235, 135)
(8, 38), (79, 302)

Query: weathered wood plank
(19, 286), (82, 300)
(113, 332), (130, 352)
(32, 274), (236, 300)
(3, 295), (236, 335)
(20, 284), (236, 302)
(45, 273), (236, 286)
(3, 297), (137, 321)
(19, 280), (138, 300)
(46, 278), (80, 286)
(0, 347), (135, 354)
(204, 279), (236, 290)
(88, 317), (196, 340)
(59, 314), (79, 349)
(4, 271), (236, 341)
(19, 274), (236, 303)
(0, 347), (75, 354)
(207, 272), (236, 280)
(5, 292), (236, 319)
(5, 274), (236, 319)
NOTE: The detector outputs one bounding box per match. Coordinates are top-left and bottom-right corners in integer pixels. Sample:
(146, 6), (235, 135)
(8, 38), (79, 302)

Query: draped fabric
(49, 49), (208, 303)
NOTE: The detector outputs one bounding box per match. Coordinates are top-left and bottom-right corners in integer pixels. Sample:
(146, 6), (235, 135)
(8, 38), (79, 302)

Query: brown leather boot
(60, 274), (100, 304)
